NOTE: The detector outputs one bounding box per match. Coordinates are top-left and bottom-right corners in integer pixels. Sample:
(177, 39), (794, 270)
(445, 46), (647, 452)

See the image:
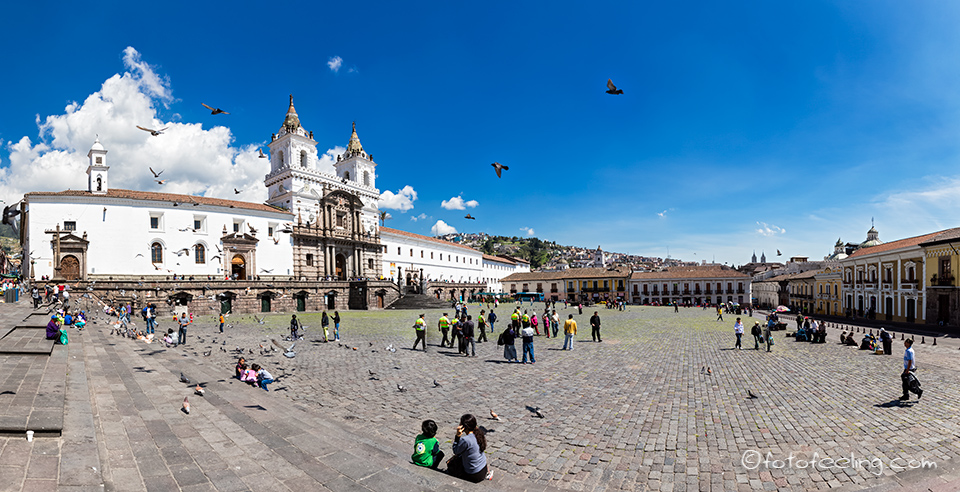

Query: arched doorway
(231, 254), (246, 280)
(59, 255), (80, 281)
(326, 291), (337, 310)
(335, 254), (346, 280)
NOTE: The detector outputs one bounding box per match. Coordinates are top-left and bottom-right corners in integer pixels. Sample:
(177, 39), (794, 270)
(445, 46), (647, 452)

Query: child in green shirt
(412, 420), (444, 468)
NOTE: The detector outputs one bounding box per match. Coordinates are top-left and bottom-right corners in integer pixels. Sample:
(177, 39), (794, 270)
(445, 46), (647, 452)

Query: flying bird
(491, 162), (509, 178)
(149, 167), (164, 178)
(254, 315), (265, 325)
(490, 410), (501, 421)
(258, 148), (267, 158)
(248, 224), (258, 234)
(137, 125), (168, 136)
(201, 103), (229, 115)
(155, 179), (166, 185)
(605, 78), (624, 95)
(260, 268), (273, 273)
(234, 188), (242, 194)
(182, 396), (190, 414)
(464, 214), (476, 220)
(777, 249), (782, 256)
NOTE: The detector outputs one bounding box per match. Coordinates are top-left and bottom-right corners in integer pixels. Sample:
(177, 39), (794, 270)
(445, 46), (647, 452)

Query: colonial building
(629, 265), (751, 305)
(813, 264), (842, 316)
(500, 266), (631, 303)
(839, 228), (940, 323)
(918, 229), (960, 328)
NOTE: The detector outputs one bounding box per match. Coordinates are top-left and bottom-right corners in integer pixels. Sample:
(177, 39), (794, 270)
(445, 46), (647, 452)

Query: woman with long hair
(446, 414), (492, 482)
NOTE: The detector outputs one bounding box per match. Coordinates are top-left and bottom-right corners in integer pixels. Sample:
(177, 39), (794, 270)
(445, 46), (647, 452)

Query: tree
(379, 211), (392, 226)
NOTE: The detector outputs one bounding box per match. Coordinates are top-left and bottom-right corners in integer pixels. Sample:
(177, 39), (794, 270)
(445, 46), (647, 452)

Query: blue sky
(3, 1), (960, 266)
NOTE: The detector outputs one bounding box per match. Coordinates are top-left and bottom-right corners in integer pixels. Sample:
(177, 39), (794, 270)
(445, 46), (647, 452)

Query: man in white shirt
(734, 318), (744, 350)
(900, 338), (922, 401)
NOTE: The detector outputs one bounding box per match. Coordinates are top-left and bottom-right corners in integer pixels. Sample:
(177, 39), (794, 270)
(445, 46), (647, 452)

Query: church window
(337, 213), (345, 228)
(410, 249), (413, 257)
(233, 222), (241, 233)
(150, 214), (163, 230)
(195, 244), (205, 264)
(151, 243), (163, 264)
(431, 252), (434, 259)
(64, 221), (76, 231)
(363, 171), (370, 186)
(268, 226), (274, 237)
(907, 266), (915, 281)
(194, 219), (202, 231)
(421, 250), (424, 258)
(277, 150), (284, 166)
(397, 247), (401, 255)
(368, 258), (374, 270)
(300, 150), (308, 167)
(95, 156), (102, 164)
(96, 176), (102, 191)
(305, 254), (313, 266)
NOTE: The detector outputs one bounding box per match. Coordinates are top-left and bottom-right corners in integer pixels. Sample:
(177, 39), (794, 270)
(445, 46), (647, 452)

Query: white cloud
(411, 213), (428, 222)
(0, 47), (322, 204)
(441, 195), (479, 210)
(378, 185), (417, 211)
(520, 227), (535, 236)
(431, 220), (457, 235)
(657, 210), (667, 217)
(756, 222), (786, 236)
(327, 56), (343, 73)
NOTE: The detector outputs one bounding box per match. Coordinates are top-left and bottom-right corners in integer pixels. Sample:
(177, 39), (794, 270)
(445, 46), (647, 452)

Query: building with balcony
(919, 228), (960, 328)
(628, 265), (750, 305)
(813, 264), (842, 316)
(501, 266), (630, 303)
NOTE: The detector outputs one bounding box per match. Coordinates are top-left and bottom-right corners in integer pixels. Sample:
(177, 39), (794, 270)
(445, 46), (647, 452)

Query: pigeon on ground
(195, 385), (205, 396)
(433, 379), (442, 388)
(748, 390), (758, 399)
(700, 366), (705, 374)
(180, 372), (190, 384)
(202, 350), (211, 357)
(490, 410), (501, 421)
(201, 103), (229, 115)
(605, 78), (624, 95)
(534, 407), (544, 419)
(182, 397), (190, 414)
(707, 367), (712, 375)
(491, 162), (509, 178)
(397, 384), (406, 392)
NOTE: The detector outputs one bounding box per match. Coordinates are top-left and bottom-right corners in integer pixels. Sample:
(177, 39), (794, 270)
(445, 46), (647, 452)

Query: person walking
(412, 314), (427, 351)
(880, 328), (892, 355)
(217, 311), (224, 334)
(551, 310), (559, 338)
(900, 338), (923, 401)
(578, 303), (583, 315)
(521, 323), (535, 363)
(589, 311), (602, 342)
(333, 311), (341, 341)
(146, 304), (157, 334)
(499, 324), (518, 362)
(476, 310), (487, 343)
(764, 320), (773, 352)
(487, 310), (497, 337)
(542, 307), (551, 338)
(562, 314), (577, 350)
(716, 306), (724, 322)
(734, 317), (744, 350)
(31, 285), (40, 308)
(462, 315), (476, 357)
(751, 321), (763, 350)
(438, 313), (452, 348)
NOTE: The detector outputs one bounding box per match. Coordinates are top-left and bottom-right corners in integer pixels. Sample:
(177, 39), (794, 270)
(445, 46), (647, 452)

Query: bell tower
(86, 137), (109, 195)
(334, 122), (376, 189)
(265, 95), (320, 215)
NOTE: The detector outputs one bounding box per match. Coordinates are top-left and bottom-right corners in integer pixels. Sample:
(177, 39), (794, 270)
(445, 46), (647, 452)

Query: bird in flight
(258, 148), (267, 158)
(777, 249), (782, 256)
(149, 167), (164, 178)
(491, 162), (509, 178)
(155, 179), (166, 185)
(605, 79), (624, 95)
(464, 214), (476, 220)
(234, 188), (242, 194)
(137, 125), (168, 136)
(201, 103), (229, 115)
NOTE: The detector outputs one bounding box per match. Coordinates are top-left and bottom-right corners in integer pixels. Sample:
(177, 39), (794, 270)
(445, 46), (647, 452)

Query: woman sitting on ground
(446, 414), (493, 482)
(844, 333), (857, 346)
(235, 357), (247, 379)
(45, 315), (60, 340)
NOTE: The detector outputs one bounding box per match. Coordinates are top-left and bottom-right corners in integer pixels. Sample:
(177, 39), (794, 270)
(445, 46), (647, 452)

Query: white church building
(20, 96), (528, 296)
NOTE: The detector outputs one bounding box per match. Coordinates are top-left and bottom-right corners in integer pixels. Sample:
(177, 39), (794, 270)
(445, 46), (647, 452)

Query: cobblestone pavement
(75, 301), (960, 491)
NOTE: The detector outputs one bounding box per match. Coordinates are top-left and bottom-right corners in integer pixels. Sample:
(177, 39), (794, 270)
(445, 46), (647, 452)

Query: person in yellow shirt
(562, 314), (577, 350)
(438, 313), (451, 348)
(413, 314), (427, 351)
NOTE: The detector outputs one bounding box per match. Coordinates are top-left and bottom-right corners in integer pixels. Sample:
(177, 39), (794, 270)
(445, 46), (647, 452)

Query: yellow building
(814, 265), (842, 317)
(919, 229), (960, 326)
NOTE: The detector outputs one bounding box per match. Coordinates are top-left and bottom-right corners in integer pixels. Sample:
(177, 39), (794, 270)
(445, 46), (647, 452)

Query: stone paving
(167, 303), (960, 491)
(2, 299), (960, 491)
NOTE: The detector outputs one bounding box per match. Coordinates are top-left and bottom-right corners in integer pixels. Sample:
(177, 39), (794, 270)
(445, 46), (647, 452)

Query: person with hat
(413, 314), (427, 351)
(46, 315), (61, 340)
(751, 321), (763, 350)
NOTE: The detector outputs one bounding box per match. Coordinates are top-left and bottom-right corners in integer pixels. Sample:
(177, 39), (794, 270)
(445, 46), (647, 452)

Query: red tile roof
(847, 230), (946, 258)
(380, 227), (479, 253)
(26, 189), (287, 214)
(483, 254), (516, 265)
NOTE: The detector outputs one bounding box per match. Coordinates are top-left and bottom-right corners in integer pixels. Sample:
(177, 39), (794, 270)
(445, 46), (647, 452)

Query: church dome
(90, 137), (104, 152)
(278, 95), (307, 137)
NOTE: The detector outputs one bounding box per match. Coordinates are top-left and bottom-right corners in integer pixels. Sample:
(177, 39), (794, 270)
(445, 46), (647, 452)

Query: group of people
(733, 317), (775, 352)
(412, 414), (493, 483)
(793, 316), (827, 343)
(45, 308), (86, 344)
(234, 356), (275, 391)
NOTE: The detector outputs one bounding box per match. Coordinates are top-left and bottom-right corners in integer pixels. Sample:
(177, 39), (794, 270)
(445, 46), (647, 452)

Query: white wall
(26, 195), (294, 279)
(381, 231), (483, 284)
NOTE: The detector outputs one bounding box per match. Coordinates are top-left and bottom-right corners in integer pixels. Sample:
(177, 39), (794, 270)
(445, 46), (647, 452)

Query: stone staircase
(386, 290), (451, 311)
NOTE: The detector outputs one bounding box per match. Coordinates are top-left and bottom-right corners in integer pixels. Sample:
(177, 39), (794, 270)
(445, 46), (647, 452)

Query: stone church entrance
(231, 255), (246, 280)
(335, 254), (346, 280)
(59, 255), (80, 280)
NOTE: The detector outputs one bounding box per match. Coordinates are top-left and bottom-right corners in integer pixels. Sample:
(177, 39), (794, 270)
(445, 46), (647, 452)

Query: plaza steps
(386, 293), (451, 311)
(0, 304), (66, 437)
(79, 324), (565, 491)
